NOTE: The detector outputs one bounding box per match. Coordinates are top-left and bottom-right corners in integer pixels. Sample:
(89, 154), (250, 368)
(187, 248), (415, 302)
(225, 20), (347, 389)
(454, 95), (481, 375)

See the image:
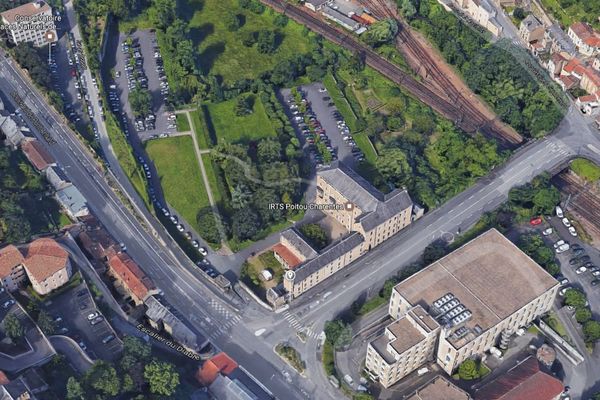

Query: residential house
(568, 22), (600, 57)
(545, 23), (576, 55)
(272, 229), (318, 270)
(144, 295), (205, 352)
(0, 245), (28, 291)
(44, 165), (70, 191)
(576, 91), (600, 115)
(364, 229), (559, 387)
(77, 227), (118, 262)
(0, 1), (57, 47)
(581, 67), (600, 94)
(0, 111), (24, 149)
(21, 139), (54, 171)
(22, 238), (72, 295)
(546, 52), (568, 76)
(519, 15), (545, 44)
(473, 356), (563, 399)
(593, 57), (600, 71)
(55, 185), (89, 219)
(107, 253), (158, 305)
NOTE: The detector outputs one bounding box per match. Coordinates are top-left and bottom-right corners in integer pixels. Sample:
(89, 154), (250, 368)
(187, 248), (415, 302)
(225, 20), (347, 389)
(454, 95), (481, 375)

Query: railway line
(553, 172), (600, 235)
(359, 0), (523, 145)
(259, 0), (522, 148)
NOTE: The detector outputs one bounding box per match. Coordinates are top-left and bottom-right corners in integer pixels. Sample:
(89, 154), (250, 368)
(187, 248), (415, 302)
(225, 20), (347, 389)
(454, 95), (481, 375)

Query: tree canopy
(299, 223), (329, 250)
(143, 360), (180, 396)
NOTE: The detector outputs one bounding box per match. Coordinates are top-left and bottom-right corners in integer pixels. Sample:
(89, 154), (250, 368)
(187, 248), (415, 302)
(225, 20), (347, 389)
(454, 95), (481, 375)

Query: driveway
(49, 335), (93, 373)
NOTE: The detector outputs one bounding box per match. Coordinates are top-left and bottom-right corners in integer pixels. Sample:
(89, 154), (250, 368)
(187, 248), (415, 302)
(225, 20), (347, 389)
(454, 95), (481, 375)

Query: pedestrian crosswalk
(282, 311), (320, 339)
(209, 298), (232, 319)
(208, 314), (242, 341)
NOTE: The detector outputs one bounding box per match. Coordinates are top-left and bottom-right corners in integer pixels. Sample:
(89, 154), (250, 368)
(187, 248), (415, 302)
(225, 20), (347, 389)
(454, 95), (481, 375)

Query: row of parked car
(288, 91), (338, 168)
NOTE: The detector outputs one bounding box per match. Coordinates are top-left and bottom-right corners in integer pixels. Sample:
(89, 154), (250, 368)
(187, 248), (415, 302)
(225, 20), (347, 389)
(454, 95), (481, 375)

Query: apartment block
(568, 22), (600, 57)
(365, 229), (559, 387)
(0, 1), (57, 47)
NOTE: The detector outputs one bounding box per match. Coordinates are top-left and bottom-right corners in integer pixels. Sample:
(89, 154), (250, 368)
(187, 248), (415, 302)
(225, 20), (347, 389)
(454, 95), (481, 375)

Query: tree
(458, 359), (480, 380)
(122, 374), (135, 393)
(256, 30), (277, 54)
(422, 240), (448, 264)
(144, 360), (180, 396)
(234, 94), (254, 116)
(225, 13), (242, 31)
(583, 320), (600, 343)
(376, 147), (411, 188)
(564, 288), (587, 308)
(3, 313), (24, 341)
(129, 86), (152, 118)
(120, 336), (151, 370)
(399, 0), (417, 19)
(364, 19), (399, 47)
(299, 223), (328, 250)
(149, 0), (176, 30)
(274, 14), (288, 27)
(66, 377), (84, 400)
(575, 308), (592, 324)
(241, 31), (257, 47)
(37, 310), (56, 335)
(232, 209), (260, 240)
(532, 187), (560, 215)
(513, 7), (526, 21)
(257, 139), (282, 163)
(84, 361), (120, 398)
(324, 320), (353, 350)
(196, 208), (228, 244)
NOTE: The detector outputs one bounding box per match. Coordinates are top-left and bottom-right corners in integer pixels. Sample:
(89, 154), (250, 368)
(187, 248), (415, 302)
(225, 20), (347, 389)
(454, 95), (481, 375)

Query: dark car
(569, 258), (581, 265)
(579, 255), (591, 262)
(102, 334), (115, 344)
(573, 249), (585, 256)
(592, 279), (600, 286)
(90, 316), (104, 326)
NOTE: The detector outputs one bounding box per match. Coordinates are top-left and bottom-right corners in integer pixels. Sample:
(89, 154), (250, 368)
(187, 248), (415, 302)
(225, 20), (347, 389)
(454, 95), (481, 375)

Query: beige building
(0, 245), (28, 291)
(1, 1), (57, 47)
(457, 0), (502, 36)
(568, 22), (600, 57)
(519, 15), (545, 44)
(365, 229), (559, 387)
(407, 376), (471, 400)
(315, 161), (414, 252)
(272, 161), (416, 302)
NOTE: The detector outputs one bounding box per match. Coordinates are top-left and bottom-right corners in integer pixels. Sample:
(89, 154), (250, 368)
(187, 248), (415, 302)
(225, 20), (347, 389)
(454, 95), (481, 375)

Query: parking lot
(42, 281), (122, 361)
(282, 83), (362, 168)
(540, 210), (600, 317)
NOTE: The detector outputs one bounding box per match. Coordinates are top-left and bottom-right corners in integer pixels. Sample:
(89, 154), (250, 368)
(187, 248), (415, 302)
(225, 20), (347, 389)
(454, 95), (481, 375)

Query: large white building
(1, 1), (57, 47)
(365, 229), (559, 388)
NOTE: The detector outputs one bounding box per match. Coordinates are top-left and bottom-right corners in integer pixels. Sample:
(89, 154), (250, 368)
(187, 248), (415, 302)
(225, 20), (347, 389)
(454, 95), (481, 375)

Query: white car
(87, 312), (98, 321)
(556, 243), (570, 253)
(192, 240), (199, 248)
(176, 224), (184, 232)
(559, 287), (569, 296)
(542, 227), (553, 236)
(568, 226), (577, 237)
(553, 240), (565, 249)
(199, 247), (208, 256)
(562, 217), (571, 227)
(556, 205), (564, 218)
(576, 266), (587, 274)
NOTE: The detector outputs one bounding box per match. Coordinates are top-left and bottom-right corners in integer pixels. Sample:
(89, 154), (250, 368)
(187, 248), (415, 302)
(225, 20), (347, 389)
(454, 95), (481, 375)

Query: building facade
(0, 1), (57, 47)
(568, 22), (600, 57)
(519, 15), (545, 44)
(365, 229), (559, 387)
(23, 238), (72, 295)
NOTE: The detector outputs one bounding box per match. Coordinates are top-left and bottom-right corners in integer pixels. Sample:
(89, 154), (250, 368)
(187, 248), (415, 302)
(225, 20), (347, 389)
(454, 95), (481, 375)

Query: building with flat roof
(365, 229), (559, 387)
(407, 376), (471, 400)
(0, 1), (57, 47)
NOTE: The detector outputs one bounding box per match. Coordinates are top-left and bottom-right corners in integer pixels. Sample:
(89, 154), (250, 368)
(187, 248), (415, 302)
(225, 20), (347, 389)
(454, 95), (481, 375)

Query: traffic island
(275, 343), (305, 375)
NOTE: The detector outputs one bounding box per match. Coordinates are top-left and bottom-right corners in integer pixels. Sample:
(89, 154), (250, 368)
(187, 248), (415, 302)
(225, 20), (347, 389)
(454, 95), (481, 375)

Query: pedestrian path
(282, 311), (320, 339)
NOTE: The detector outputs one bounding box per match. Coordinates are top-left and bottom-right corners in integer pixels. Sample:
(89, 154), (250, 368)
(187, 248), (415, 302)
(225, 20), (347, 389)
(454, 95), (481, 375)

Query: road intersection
(2, 36), (600, 397)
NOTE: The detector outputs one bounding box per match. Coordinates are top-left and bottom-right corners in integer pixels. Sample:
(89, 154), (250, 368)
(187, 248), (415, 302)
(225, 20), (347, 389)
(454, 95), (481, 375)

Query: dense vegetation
(64, 336), (183, 399)
(541, 0), (600, 30)
(562, 289), (600, 346)
(299, 223), (329, 250)
(399, 0), (565, 138)
(0, 148), (64, 244)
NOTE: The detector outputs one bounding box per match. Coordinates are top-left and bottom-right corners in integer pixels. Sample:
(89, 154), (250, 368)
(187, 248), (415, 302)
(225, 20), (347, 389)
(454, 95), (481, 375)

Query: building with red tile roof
(108, 253), (156, 305)
(77, 228), (118, 262)
(22, 238), (72, 295)
(20, 139), (54, 171)
(196, 352), (239, 385)
(568, 22), (600, 56)
(0, 245), (27, 292)
(272, 243), (302, 269)
(582, 67), (600, 94)
(473, 356), (563, 400)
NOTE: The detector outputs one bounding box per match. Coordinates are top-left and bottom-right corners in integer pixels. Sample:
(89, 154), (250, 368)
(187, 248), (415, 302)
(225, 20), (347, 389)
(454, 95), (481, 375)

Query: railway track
(361, 0), (523, 145)
(553, 172), (600, 233)
(259, 0), (522, 148)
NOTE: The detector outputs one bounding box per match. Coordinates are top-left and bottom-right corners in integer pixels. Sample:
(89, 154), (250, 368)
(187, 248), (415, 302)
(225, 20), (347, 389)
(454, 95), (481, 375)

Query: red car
(530, 217), (543, 226)
(70, 69), (77, 77)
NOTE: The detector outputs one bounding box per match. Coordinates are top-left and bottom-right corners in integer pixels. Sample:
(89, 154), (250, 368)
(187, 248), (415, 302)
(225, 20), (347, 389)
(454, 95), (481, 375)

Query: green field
(322, 72), (358, 132)
(181, 0), (314, 82)
(175, 113), (191, 132)
(145, 136), (209, 233)
(201, 154), (223, 205)
(190, 109), (211, 149)
(205, 96), (276, 144)
(352, 133), (378, 163)
(540, 0), (599, 30)
(571, 158), (600, 182)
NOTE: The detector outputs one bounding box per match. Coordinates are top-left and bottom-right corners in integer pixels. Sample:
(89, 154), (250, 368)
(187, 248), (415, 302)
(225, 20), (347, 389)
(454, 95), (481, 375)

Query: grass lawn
(175, 113), (191, 132)
(105, 113), (150, 207)
(352, 133), (378, 163)
(205, 95), (276, 144)
(571, 158), (600, 183)
(190, 109), (211, 149)
(181, 0), (315, 82)
(201, 154), (223, 205)
(145, 136), (210, 233)
(544, 312), (570, 341)
(246, 251), (285, 289)
(322, 72), (358, 132)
